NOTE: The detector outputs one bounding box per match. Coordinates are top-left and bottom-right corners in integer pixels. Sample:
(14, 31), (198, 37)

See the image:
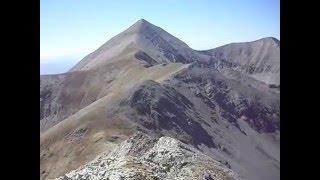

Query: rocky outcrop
(54, 133), (241, 180)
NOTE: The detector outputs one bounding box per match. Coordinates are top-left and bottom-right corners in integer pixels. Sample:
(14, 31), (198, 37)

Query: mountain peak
(259, 37), (280, 46)
(136, 18), (149, 24)
(128, 18), (154, 33)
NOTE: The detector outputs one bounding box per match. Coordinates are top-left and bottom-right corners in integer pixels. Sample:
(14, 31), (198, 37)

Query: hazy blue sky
(40, 0), (279, 74)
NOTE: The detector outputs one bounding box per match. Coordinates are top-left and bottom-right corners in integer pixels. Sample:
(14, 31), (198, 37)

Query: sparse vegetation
(41, 19), (279, 180)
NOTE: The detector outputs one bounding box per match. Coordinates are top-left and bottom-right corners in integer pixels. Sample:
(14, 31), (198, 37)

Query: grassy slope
(40, 51), (190, 179)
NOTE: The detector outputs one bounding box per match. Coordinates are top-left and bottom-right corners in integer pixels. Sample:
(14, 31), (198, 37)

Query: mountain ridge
(67, 19), (279, 85)
(41, 19), (280, 180)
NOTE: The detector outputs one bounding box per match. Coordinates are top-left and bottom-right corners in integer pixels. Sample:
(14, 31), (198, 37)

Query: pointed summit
(126, 18), (155, 33)
(132, 18), (151, 26)
(136, 18), (149, 24)
(69, 18), (202, 72)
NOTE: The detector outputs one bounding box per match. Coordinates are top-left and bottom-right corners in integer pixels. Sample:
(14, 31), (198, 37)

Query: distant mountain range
(40, 19), (279, 180)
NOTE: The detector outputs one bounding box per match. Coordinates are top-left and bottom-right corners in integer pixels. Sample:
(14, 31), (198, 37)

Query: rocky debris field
(55, 133), (241, 180)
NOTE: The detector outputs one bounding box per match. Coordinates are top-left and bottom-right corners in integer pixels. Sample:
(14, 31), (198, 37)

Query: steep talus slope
(41, 74), (67, 131)
(171, 66), (280, 133)
(54, 133), (241, 180)
(118, 80), (217, 148)
(41, 19), (280, 180)
(114, 66), (279, 180)
(199, 37), (280, 85)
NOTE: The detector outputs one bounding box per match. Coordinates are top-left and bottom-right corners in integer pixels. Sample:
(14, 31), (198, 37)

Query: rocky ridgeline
(41, 19), (279, 180)
(54, 133), (241, 180)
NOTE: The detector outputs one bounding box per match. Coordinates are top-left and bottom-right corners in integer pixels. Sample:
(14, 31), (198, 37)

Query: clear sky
(40, 0), (279, 74)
